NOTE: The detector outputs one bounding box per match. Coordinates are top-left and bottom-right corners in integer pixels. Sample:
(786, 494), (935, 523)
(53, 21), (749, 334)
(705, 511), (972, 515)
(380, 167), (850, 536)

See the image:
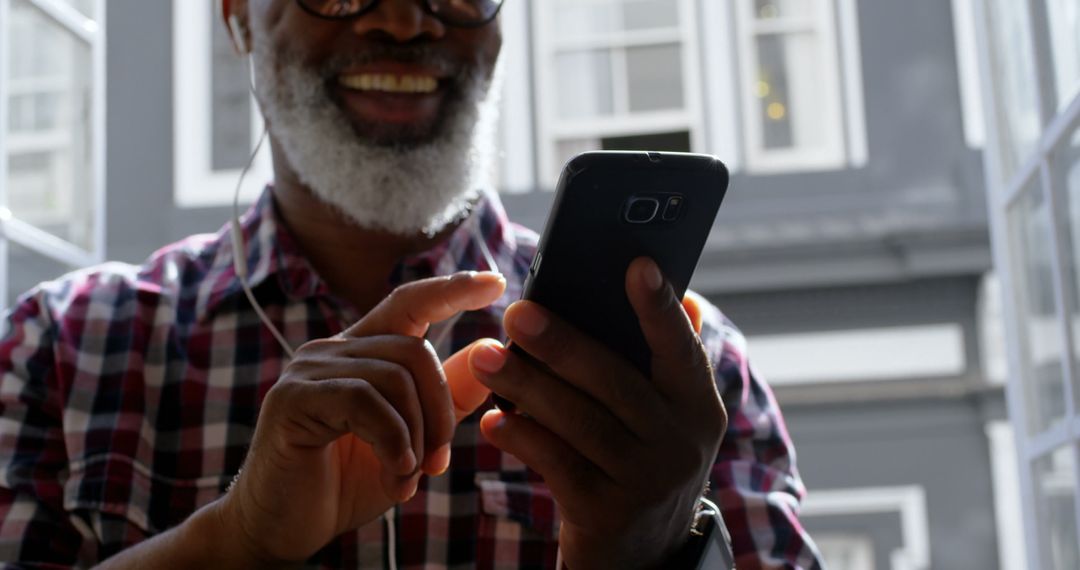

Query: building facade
(4, 0), (1069, 568)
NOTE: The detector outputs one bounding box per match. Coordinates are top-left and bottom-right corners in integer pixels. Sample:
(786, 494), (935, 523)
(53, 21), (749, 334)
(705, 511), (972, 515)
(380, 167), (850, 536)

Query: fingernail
(473, 344), (507, 374)
(431, 443), (451, 475)
(511, 307), (547, 337)
(473, 271), (505, 284)
(643, 261), (663, 291)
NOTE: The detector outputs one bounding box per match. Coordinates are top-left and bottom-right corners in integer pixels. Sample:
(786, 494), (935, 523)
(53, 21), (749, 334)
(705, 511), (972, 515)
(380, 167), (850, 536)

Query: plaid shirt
(0, 187), (822, 569)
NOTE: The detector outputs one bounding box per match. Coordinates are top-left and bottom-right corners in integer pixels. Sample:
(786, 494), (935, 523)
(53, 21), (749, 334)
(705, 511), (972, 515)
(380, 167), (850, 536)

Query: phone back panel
(520, 151), (729, 375)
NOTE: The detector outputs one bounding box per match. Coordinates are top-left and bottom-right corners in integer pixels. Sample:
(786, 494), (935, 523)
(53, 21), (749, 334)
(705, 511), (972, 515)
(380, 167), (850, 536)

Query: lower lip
(335, 84), (446, 125)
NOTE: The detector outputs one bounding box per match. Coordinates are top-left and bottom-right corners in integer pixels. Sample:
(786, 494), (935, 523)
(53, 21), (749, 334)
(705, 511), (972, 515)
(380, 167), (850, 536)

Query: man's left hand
(467, 257), (728, 569)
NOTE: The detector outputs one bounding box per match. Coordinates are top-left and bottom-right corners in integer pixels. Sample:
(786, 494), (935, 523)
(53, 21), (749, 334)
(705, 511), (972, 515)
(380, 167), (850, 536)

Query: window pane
(556, 50), (615, 119)
(985, 0), (1042, 180)
(1045, 0), (1080, 110)
(601, 130), (691, 152)
(626, 44), (684, 112)
(6, 0), (97, 251)
(552, 0), (679, 39)
(56, 0), (95, 19)
(1008, 180), (1067, 435)
(554, 138), (601, 174)
(1055, 128), (1080, 413)
(753, 0), (814, 21)
(622, 0), (679, 31)
(211, 0), (253, 171)
(754, 33), (827, 151)
(1034, 447), (1080, 570)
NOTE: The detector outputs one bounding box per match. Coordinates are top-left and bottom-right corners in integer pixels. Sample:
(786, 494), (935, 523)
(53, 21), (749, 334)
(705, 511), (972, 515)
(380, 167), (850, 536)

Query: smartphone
(506, 151), (729, 383)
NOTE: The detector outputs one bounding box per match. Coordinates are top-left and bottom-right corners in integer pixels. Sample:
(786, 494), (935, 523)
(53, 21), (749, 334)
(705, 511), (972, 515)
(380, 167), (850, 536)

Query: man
(0, 0), (822, 567)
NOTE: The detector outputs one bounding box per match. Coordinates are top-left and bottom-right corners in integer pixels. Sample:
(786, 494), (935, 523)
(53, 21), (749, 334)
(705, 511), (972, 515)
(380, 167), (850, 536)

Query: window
(173, 0), (270, 207)
(532, 0), (705, 186)
(975, 0), (1080, 566)
(1, 0), (104, 311)
(733, 0), (865, 173)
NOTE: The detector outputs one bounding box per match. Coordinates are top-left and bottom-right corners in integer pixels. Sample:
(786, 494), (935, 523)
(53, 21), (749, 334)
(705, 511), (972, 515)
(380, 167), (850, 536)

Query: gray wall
(785, 394), (1005, 570)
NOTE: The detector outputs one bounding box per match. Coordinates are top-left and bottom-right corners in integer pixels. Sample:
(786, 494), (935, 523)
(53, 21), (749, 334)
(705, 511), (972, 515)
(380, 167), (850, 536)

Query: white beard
(252, 40), (501, 236)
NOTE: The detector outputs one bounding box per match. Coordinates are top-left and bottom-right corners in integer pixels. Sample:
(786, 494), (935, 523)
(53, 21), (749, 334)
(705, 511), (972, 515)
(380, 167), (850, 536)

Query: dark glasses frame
(295, 0), (505, 28)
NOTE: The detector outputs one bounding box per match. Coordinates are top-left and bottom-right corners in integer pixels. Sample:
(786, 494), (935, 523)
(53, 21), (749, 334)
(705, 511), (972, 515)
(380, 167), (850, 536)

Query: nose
(350, 0), (447, 43)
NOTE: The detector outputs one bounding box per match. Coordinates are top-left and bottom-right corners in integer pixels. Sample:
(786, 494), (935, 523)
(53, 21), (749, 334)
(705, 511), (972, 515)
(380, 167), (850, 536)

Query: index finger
(346, 271), (506, 338)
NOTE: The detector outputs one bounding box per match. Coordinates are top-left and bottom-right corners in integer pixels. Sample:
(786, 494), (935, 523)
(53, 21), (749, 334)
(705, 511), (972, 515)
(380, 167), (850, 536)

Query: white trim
(811, 534), (876, 570)
(91, 0), (105, 262)
(836, 0), (868, 167)
(748, 324), (967, 385)
(22, 0), (96, 44)
(986, 421), (1030, 570)
(801, 485), (930, 570)
(0, 211), (97, 268)
(496, 0), (536, 193)
(977, 272), (1009, 385)
(698, 0), (741, 171)
(549, 28), (684, 52)
(172, 0), (271, 208)
(951, 0), (987, 149)
(0, 0), (9, 313)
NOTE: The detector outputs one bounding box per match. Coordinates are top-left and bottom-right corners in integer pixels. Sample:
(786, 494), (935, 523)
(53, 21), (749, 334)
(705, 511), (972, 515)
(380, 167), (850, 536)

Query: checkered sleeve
(0, 291), (91, 567)
(697, 300), (824, 569)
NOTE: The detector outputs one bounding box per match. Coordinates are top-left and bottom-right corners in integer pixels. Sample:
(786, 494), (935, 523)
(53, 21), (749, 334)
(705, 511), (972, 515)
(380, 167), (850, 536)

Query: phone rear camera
(662, 196), (684, 221)
(625, 198), (660, 224)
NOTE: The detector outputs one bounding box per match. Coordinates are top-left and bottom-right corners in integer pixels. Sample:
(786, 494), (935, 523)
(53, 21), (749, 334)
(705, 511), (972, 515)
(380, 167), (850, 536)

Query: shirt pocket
(63, 453), (227, 539)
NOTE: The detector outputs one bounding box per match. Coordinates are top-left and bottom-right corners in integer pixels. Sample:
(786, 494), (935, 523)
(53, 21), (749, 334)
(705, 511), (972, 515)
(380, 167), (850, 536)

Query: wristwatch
(684, 496), (736, 569)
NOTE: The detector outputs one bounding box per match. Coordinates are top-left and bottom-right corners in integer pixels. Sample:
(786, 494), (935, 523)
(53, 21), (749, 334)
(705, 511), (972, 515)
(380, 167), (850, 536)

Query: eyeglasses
(296, 0), (504, 28)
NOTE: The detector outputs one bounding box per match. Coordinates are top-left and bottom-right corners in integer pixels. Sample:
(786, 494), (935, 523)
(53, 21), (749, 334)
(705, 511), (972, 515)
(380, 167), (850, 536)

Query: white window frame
(801, 485), (930, 570)
(172, 0), (271, 208)
(731, 0), (866, 174)
(532, 0), (707, 188)
(971, 0), (1080, 566)
(0, 0), (105, 313)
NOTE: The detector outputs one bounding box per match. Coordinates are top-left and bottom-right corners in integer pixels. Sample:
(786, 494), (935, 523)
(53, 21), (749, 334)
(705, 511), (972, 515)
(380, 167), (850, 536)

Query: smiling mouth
(337, 73), (441, 94)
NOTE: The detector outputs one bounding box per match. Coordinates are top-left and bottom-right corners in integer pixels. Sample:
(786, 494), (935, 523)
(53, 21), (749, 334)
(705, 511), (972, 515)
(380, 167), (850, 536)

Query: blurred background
(1, 0), (1078, 568)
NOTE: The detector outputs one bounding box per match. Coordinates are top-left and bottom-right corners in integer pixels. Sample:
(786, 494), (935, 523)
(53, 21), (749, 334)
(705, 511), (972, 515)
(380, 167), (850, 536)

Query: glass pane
(985, 0), (1042, 180)
(211, 0), (253, 171)
(1034, 447), (1080, 570)
(601, 130), (691, 152)
(552, 0), (679, 39)
(626, 44), (684, 112)
(754, 33), (827, 151)
(6, 242), (76, 308)
(56, 0), (95, 19)
(1009, 180), (1068, 434)
(556, 50), (614, 119)
(1045, 0), (1080, 110)
(753, 0), (814, 21)
(6, 0), (96, 251)
(1055, 128), (1080, 412)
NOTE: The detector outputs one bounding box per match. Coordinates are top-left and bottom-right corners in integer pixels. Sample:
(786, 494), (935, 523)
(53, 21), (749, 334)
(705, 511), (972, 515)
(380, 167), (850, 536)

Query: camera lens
(662, 196), (684, 221)
(625, 198), (660, 224)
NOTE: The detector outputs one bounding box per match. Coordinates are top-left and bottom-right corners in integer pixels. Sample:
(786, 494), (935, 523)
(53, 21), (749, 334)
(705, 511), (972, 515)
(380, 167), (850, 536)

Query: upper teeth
(339, 74), (439, 94)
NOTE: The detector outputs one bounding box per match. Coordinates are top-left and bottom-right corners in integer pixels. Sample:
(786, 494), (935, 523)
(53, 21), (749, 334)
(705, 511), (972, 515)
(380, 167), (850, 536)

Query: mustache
(318, 43), (480, 81)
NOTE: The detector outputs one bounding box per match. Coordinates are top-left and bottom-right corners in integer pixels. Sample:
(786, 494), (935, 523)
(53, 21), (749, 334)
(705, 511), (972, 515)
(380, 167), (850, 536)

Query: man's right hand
(215, 271), (504, 565)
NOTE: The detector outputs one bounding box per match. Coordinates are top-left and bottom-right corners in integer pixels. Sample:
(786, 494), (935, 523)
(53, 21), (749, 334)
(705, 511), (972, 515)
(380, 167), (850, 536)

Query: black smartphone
(503, 151), (729, 399)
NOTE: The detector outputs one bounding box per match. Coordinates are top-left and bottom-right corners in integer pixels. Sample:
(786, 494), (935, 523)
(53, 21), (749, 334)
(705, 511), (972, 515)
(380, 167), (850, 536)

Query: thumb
(443, 339), (495, 422)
